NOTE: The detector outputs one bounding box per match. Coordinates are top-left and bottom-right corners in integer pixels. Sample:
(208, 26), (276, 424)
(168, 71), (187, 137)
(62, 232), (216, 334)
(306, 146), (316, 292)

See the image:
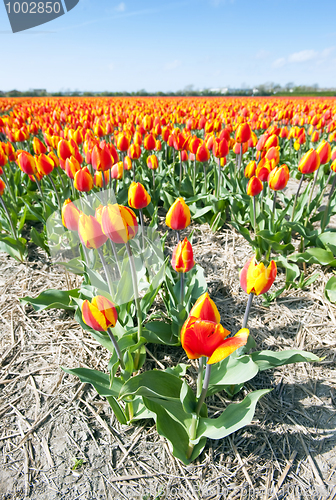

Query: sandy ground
(0, 223), (335, 500)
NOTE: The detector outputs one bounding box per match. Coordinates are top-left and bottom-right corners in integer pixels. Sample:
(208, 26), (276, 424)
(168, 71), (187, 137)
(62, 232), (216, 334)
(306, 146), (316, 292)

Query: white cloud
(272, 57), (286, 68)
(115, 2), (126, 12)
(288, 50), (317, 63)
(164, 59), (182, 71)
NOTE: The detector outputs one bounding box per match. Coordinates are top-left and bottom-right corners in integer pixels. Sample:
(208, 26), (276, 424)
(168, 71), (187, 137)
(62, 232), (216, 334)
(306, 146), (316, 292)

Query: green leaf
(288, 248), (336, 266)
(251, 349), (320, 371)
(209, 355), (259, 388)
(143, 397), (207, 465)
(143, 321), (179, 345)
(30, 226), (50, 255)
(197, 389), (270, 440)
(0, 235), (26, 261)
(165, 363), (189, 377)
(106, 396), (127, 424)
(325, 275), (336, 303)
(62, 367), (122, 397)
(119, 370), (182, 401)
(20, 288), (79, 312)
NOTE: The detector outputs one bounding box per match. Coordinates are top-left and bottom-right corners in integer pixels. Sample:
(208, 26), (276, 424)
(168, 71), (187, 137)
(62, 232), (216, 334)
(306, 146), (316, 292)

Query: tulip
(265, 146), (280, 167)
(181, 316), (249, 365)
(65, 156), (81, 180)
(171, 237), (195, 273)
(94, 170), (110, 188)
(311, 131), (320, 143)
(117, 133), (130, 152)
(244, 160), (257, 179)
(0, 178), (5, 196)
(189, 292), (220, 323)
(212, 138), (228, 158)
(268, 164), (289, 191)
(235, 123), (251, 143)
(247, 176), (263, 197)
(91, 144), (113, 172)
(298, 148), (320, 175)
(36, 153), (54, 176)
(0, 146), (8, 167)
(143, 134), (156, 151)
(78, 213), (107, 249)
(147, 154), (158, 170)
(240, 256), (277, 296)
(196, 144), (210, 163)
(74, 166), (93, 192)
(316, 140), (331, 165)
(143, 115), (153, 131)
(82, 296), (123, 366)
(256, 158), (272, 182)
(33, 137), (47, 155)
(155, 139), (162, 151)
(166, 197), (191, 238)
(57, 139), (72, 161)
(124, 155), (132, 171)
(62, 199), (81, 231)
(101, 204), (138, 244)
(264, 134), (279, 150)
(111, 161), (124, 180)
(17, 151), (37, 176)
(128, 182), (151, 210)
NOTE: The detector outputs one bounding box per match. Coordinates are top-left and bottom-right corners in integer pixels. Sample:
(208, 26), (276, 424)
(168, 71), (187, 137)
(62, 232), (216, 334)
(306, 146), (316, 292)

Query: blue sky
(1, 0), (336, 92)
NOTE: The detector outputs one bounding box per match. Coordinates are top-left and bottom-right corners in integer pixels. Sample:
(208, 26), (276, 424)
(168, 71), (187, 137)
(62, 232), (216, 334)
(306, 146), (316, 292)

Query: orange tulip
(116, 133), (130, 152)
(33, 137), (47, 155)
(196, 144), (210, 162)
(36, 153), (54, 176)
(316, 140), (331, 165)
(171, 237), (195, 273)
(128, 182), (151, 209)
(74, 166), (93, 192)
(17, 151), (37, 176)
(256, 158), (272, 182)
(0, 178), (5, 196)
(240, 256), (277, 295)
(91, 144), (113, 171)
(268, 164), (289, 191)
(265, 146), (280, 167)
(57, 139), (72, 161)
(101, 204), (138, 244)
(82, 296), (118, 332)
(244, 160), (257, 179)
(247, 176), (263, 196)
(128, 143), (141, 160)
(298, 149), (320, 174)
(147, 154), (158, 170)
(189, 292), (220, 323)
(65, 156), (81, 180)
(78, 213), (107, 249)
(235, 123), (251, 143)
(143, 134), (156, 151)
(212, 138), (229, 158)
(111, 161), (124, 179)
(0, 147), (8, 167)
(62, 199), (81, 231)
(166, 198), (191, 230)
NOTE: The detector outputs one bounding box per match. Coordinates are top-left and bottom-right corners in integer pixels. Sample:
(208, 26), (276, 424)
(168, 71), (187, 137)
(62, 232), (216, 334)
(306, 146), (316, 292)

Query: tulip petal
(207, 328), (249, 364)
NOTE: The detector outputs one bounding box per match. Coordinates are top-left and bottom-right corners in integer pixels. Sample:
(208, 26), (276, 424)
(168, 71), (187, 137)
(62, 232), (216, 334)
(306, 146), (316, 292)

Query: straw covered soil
(0, 221), (335, 500)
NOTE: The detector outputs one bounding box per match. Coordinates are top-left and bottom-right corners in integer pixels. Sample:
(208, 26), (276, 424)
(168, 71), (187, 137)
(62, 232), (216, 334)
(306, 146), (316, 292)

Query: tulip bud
(166, 198), (191, 230)
(155, 139), (162, 151)
(111, 161), (124, 179)
(65, 156), (81, 180)
(0, 178), (5, 196)
(247, 176), (263, 197)
(33, 137), (47, 155)
(0, 147), (8, 167)
(82, 296), (118, 332)
(235, 123), (251, 143)
(91, 145), (113, 171)
(264, 134), (279, 150)
(244, 160), (257, 179)
(212, 138), (229, 158)
(128, 182), (151, 209)
(298, 148), (320, 175)
(147, 154), (158, 170)
(36, 153), (54, 176)
(189, 136), (202, 155)
(17, 151), (37, 176)
(128, 143), (141, 160)
(268, 164), (289, 191)
(256, 158), (272, 182)
(101, 204), (138, 244)
(57, 139), (72, 161)
(196, 144), (210, 162)
(143, 134), (156, 151)
(74, 166), (94, 192)
(117, 133), (130, 152)
(240, 256), (277, 295)
(265, 146), (280, 167)
(171, 237), (195, 273)
(316, 140), (331, 165)
(62, 199), (81, 231)
(78, 213), (107, 249)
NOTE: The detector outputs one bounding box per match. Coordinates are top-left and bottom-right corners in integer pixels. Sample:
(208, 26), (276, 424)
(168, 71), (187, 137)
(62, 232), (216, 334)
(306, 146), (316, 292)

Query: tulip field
(0, 96), (336, 498)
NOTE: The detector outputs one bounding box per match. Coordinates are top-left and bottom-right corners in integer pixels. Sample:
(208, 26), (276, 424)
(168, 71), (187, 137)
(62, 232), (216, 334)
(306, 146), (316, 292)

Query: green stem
(34, 175), (46, 214)
(196, 357), (205, 398)
(0, 196), (18, 240)
(271, 190), (276, 232)
(107, 328), (124, 369)
(203, 162), (207, 193)
(180, 272), (184, 305)
(98, 248), (114, 297)
(139, 209), (145, 251)
(195, 362), (211, 415)
(48, 174), (62, 211)
(193, 158), (196, 194)
(322, 173), (336, 232)
(179, 151), (183, 194)
(242, 293), (254, 329)
(253, 195), (257, 235)
(290, 174), (304, 222)
(126, 242), (142, 345)
(1, 169), (15, 202)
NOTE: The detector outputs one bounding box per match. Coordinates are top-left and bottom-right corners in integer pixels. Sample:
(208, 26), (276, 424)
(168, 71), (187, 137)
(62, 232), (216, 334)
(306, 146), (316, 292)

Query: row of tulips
(0, 97), (329, 462)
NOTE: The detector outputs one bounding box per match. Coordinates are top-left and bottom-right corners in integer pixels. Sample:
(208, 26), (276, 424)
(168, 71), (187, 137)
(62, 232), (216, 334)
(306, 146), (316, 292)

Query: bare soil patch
(0, 224), (335, 499)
